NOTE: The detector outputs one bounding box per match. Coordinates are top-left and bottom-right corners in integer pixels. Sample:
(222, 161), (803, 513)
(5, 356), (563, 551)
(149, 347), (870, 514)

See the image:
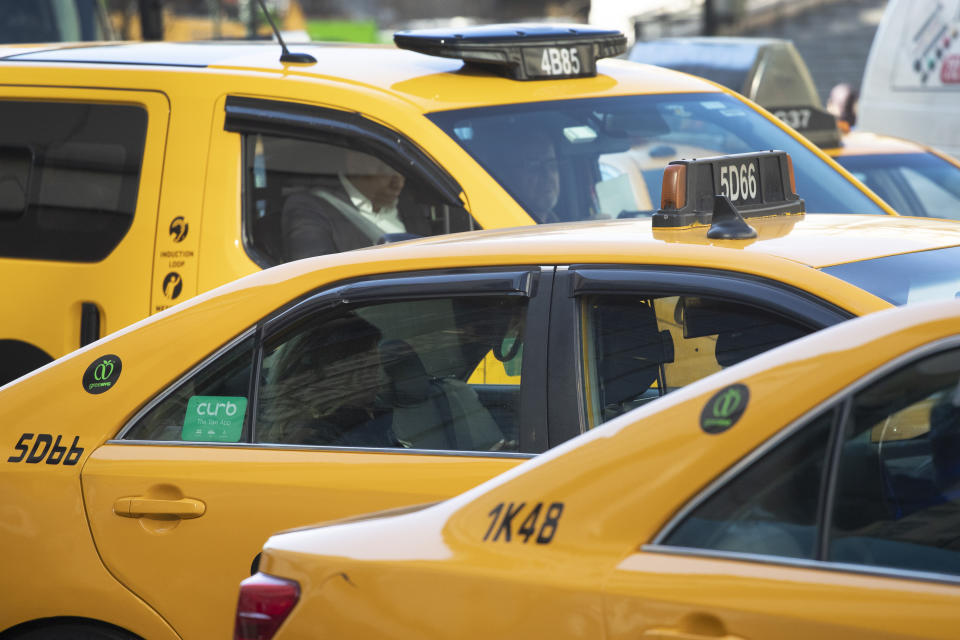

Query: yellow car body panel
(0, 40), (896, 385)
(261, 301), (960, 639)
(4, 212), (960, 637)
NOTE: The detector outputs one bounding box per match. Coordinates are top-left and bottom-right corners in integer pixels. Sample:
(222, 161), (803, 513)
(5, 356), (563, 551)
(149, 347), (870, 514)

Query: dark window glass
(829, 347), (960, 576)
(582, 294), (810, 425)
(664, 409), (833, 559)
(834, 152), (960, 220)
(123, 336), (254, 442)
(242, 133), (475, 266)
(428, 93), (886, 223)
(0, 101), (147, 261)
(822, 246), (960, 306)
(256, 296), (526, 452)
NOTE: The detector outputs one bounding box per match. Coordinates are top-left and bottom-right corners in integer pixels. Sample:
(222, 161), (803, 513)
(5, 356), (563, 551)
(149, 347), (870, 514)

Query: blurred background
(2, 0), (886, 105)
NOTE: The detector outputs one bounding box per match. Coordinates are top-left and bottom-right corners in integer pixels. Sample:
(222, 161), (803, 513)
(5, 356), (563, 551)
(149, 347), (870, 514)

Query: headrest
(379, 339), (435, 406)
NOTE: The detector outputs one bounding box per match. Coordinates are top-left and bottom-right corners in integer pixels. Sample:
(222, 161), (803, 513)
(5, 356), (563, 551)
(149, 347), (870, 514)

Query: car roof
(361, 214), (960, 270)
(0, 41), (719, 112)
(830, 131), (930, 157)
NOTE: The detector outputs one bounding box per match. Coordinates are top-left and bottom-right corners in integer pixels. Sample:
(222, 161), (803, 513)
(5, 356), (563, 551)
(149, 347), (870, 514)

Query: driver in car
(281, 149), (407, 259)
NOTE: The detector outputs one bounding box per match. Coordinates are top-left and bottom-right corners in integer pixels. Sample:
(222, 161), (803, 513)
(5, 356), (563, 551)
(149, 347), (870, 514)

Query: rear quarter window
(0, 101), (147, 262)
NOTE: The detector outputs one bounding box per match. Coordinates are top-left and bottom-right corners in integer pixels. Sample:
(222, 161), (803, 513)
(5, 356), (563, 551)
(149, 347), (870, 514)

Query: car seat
(379, 339), (504, 451)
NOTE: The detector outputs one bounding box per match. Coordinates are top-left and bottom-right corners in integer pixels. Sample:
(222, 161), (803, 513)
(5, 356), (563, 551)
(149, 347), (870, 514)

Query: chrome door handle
(113, 496), (206, 519)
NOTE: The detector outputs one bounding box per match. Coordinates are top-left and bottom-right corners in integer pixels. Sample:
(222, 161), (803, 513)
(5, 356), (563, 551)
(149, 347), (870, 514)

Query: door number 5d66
(8, 433), (84, 465)
(719, 162), (758, 203)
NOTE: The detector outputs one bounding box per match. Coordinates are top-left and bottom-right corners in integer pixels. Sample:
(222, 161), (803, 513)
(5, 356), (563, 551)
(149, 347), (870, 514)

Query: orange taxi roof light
(653, 150), (805, 229)
(660, 164), (687, 210)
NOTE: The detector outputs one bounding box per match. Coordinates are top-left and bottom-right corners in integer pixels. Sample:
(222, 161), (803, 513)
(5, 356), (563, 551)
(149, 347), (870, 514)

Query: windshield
(428, 93), (886, 223)
(834, 152), (960, 220)
(822, 246), (960, 306)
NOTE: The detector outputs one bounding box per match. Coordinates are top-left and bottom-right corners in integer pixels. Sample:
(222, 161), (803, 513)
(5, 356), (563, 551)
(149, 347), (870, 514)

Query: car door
(546, 266), (853, 445)
(80, 267), (551, 640)
(0, 88), (168, 383)
(604, 341), (960, 639)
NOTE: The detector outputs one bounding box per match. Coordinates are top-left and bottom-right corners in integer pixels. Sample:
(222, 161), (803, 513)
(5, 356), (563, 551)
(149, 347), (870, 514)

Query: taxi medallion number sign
(522, 45), (593, 78)
(718, 161), (761, 206)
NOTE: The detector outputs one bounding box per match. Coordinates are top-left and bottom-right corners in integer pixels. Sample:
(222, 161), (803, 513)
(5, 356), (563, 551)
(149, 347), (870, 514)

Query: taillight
(235, 572), (300, 640)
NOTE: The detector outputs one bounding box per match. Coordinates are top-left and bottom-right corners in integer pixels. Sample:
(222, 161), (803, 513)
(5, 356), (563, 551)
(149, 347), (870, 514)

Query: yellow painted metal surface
(0, 85), (169, 360)
(0, 41), (896, 373)
(261, 301), (960, 639)
(2, 214), (958, 636)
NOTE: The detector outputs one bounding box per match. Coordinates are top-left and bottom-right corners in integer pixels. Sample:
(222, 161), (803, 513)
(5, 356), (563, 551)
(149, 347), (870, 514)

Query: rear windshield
(834, 152), (960, 220)
(428, 93), (885, 224)
(821, 246), (960, 305)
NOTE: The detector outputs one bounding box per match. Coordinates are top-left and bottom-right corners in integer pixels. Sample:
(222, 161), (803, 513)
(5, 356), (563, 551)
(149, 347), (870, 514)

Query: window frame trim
(114, 267), (549, 457)
(549, 265), (855, 442)
(225, 96), (467, 268)
(113, 326), (258, 442)
(644, 334), (960, 586)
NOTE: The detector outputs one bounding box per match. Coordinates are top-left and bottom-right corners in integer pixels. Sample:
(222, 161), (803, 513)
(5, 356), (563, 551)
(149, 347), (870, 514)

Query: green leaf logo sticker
(82, 355), (122, 394)
(182, 396), (247, 443)
(700, 383), (749, 434)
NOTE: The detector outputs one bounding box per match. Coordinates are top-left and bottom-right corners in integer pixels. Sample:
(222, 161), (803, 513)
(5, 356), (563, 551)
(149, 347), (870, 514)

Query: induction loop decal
(169, 216), (189, 242)
(82, 355), (123, 394)
(700, 383), (749, 434)
(162, 271), (183, 300)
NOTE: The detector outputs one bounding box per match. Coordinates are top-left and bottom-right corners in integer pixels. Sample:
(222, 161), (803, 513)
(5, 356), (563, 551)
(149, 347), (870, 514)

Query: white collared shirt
(338, 174), (406, 234)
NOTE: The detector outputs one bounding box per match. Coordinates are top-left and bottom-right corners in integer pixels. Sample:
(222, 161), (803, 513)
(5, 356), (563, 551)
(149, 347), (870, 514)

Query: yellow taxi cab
(0, 151), (936, 640)
(825, 131), (960, 220)
(0, 23), (894, 385)
(249, 297), (960, 640)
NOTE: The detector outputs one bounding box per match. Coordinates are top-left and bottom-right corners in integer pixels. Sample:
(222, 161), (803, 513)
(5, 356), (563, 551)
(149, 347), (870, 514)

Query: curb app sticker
(182, 396), (247, 442)
(700, 383), (749, 434)
(162, 271), (183, 300)
(83, 355), (122, 394)
(169, 216), (189, 242)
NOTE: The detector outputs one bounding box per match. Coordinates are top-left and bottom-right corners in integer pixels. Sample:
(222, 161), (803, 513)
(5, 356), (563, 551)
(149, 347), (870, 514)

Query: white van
(858, 0), (960, 159)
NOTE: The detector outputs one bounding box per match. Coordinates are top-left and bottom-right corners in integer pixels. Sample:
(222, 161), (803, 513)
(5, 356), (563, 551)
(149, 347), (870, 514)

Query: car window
(242, 133), (475, 266)
(0, 100), (147, 261)
(834, 152), (960, 220)
(829, 347), (960, 576)
(123, 335), (255, 442)
(581, 294), (810, 425)
(822, 246), (960, 306)
(255, 296), (526, 452)
(663, 409), (834, 559)
(428, 93), (887, 222)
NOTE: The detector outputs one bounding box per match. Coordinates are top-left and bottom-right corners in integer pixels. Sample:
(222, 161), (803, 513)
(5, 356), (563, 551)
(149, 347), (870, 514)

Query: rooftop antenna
(255, 0), (316, 64)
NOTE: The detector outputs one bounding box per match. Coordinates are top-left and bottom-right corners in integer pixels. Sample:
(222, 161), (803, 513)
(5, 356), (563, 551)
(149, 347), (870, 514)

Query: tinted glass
(0, 0), (111, 42)
(665, 409), (833, 559)
(243, 133), (475, 266)
(124, 336), (255, 442)
(0, 101), (147, 261)
(834, 152), (960, 219)
(821, 246), (960, 306)
(428, 93), (886, 223)
(582, 294), (810, 425)
(256, 297), (526, 452)
(830, 347), (960, 576)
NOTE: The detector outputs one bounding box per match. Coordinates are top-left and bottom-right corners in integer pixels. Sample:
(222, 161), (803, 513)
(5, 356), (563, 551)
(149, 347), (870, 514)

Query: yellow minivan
(0, 24), (894, 384)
